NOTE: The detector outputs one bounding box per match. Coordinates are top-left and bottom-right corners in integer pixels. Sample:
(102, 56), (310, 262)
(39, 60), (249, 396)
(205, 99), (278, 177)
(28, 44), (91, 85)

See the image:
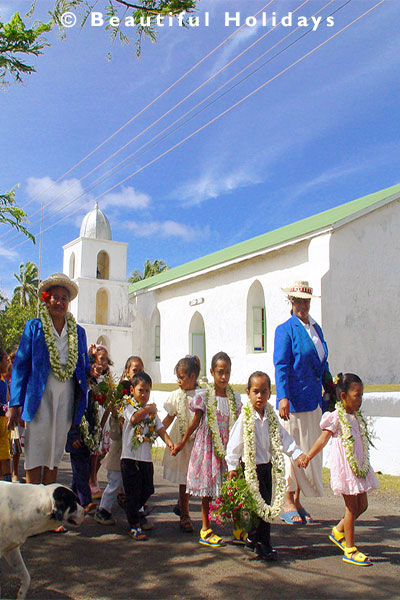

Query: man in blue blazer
(8, 273), (101, 486)
(274, 281), (333, 525)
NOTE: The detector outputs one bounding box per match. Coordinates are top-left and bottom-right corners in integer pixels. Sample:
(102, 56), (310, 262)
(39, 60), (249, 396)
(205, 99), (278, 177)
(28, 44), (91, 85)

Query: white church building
(63, 183), (400, 386)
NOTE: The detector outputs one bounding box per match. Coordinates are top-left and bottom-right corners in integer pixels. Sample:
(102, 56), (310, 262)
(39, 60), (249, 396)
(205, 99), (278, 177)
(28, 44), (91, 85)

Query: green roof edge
(129, 183), (400, 293)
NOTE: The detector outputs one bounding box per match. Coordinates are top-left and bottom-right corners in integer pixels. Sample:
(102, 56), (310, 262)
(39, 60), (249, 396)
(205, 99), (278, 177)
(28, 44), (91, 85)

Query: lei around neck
(122, 395), (158, 451)
(39, 300), (78, 382)
(206, 383), (238, 460)
(336, 401), (371, 478)
(175, 388), (196, 440)
(243, 402), (285, 522)
(79, 400), (102, 453)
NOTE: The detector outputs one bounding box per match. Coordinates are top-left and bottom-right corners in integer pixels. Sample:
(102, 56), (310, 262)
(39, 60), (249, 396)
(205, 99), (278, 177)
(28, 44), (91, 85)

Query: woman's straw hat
(281, 280), (319, 299)
(38, 273), (78, 301)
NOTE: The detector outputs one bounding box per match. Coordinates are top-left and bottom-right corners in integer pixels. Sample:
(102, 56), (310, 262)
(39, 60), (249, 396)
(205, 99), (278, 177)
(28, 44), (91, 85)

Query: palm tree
(13, 261), (39, 307)
(129, 259), (169, 283)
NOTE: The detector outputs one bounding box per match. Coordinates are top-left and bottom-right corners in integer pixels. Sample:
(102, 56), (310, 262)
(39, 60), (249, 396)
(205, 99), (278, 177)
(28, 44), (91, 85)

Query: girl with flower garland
(88, 345), (113, 499)
(121, 371), (174, 540)
(173, 351), (241, 547)
(162, 355), (201, 533)
(95, 355), (144, 526)
(8, 273), (101, 486)
(226, 371), (306, 561)
(299, 373), (379, 567)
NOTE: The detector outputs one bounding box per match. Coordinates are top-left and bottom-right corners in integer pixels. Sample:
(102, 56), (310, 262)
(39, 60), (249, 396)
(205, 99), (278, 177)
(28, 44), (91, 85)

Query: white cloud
(26, 176), (88, 215)
(173, 166), (263, 206)
(101, 186), (151, 210)
(0, 246), (18, 260)
(125, 220), (208, 241)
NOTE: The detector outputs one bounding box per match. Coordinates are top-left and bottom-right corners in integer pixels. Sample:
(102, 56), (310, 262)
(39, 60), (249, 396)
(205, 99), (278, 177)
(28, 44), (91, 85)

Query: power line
(7, 0), (384, 251)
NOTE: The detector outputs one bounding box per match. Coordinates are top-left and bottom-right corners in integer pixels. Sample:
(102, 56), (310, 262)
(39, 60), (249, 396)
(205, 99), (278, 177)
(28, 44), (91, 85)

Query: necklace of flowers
(79, 400), (102, 453)
(122, 395), (158, 451)
(336, 401), (370, 478)
(243, 401), (286, 522)
(39, 299), (78, 382)
(175, 388), (193, 439)
(206, 383), (238, 460)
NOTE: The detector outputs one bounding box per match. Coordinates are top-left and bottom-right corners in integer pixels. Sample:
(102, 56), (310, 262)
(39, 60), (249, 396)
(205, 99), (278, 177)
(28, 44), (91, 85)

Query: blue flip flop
(298, 508), (313, 524)
(279, 511), (303, 525)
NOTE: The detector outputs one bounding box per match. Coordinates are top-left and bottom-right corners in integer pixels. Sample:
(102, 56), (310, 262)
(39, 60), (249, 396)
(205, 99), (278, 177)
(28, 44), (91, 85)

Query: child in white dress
(299, 373), (379, 566)
(173, 352), (241, 547)
(162, 355), (201, 533)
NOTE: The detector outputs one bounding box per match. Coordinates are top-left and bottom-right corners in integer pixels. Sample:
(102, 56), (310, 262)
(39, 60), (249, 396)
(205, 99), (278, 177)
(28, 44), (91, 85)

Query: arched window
(150, 308), (161, 361)
(97, 251), (109, 280)
(96, 289), (108, 325)
(69, 252), (75, 279)
(246, 280), (266, 353)
(189, 311), (206, 376)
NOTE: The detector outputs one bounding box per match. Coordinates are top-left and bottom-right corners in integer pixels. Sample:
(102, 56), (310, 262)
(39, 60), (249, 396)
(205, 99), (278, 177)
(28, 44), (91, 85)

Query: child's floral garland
(79, 400), (102, 453)
(176, 388), (191, 439)
(206, 384), (238, 460)
(243, 401), (286, 522)
(337, 401), (371, 478)
(39, 300), (78, 382)
(121, 395), (158, 451)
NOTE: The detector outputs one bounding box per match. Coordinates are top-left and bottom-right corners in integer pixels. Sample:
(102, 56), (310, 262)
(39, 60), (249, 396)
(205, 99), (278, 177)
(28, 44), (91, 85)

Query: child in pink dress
(300, 373), (379, 567)
(173, 352), (241, 547)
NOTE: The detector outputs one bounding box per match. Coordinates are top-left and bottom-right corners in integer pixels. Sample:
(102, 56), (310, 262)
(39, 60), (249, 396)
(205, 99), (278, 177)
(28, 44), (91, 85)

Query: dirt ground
(2, 456), (399, 600)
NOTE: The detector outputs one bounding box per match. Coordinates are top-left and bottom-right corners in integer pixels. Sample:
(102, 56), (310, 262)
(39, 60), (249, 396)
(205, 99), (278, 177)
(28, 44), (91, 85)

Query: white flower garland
(337, 401), (371, 478)
(39, 300), (78, 382)
(79, 400), (102, 453)
(206, 384), (238, 460)
(175, 388), (191, 439)
(121, 395), (158, 451)
(243, 401), (286, 523)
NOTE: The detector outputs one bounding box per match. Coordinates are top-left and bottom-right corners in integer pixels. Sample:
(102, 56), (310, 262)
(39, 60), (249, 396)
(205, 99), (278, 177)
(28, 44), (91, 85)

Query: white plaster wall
(70, 278), (131, 327)
(131, 235), (331, 384)
(83, 323), (133, 377)
(64, 238), (127, 281)
(322, 200), (400, 383)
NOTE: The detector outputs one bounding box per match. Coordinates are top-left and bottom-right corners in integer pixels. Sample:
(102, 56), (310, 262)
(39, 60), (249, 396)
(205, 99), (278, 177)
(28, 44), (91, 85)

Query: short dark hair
(131, 371), (152, 389)
(121, 356), (144, 380)
(211, 351), (231, 370)
(247, 371), (271, 391)
(335, 373), (363, 400)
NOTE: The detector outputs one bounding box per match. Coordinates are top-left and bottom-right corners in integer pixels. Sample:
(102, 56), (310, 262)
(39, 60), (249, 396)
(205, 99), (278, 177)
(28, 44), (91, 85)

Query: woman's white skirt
(24, 372), (74, 471)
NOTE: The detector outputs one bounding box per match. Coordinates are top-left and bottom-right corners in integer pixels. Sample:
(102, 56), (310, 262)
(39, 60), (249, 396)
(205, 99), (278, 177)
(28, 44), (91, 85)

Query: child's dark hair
(211, 351), (231, 370)
(88, 344), (113, 370)
(121, 355), (144, 381)
(247, 371), (271, 391)
(174, 355), (201, 383)
(131, 371), (152, 389)
(335, 373), (363, 400)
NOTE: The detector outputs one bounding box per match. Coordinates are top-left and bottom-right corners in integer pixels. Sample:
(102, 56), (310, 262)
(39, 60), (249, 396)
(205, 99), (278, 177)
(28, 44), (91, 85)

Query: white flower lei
(175, 388), (191, 439)
(337, 401), (371, 478)
(206, 384), (238, 460)
(121, 395), (158, 451)
(79, 400), (102, 453)
(39, 300), (78, 382)
(243, 401), (286, 523)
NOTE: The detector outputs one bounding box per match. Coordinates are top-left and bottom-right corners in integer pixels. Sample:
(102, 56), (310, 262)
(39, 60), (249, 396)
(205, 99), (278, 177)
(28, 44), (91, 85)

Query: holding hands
(296, 453), (310, 468)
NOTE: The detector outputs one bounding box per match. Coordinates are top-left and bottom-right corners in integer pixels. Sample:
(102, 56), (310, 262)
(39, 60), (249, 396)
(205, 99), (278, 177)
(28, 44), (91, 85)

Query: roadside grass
(152, 384), (400, 394)
(323, 467), (400, 496)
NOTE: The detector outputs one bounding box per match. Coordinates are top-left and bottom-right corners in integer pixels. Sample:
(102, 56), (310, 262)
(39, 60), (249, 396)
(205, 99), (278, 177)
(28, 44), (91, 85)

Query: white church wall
(83, 324), (133, 377)
(322, 199), (400, 383)
(132, 235), (331, 384)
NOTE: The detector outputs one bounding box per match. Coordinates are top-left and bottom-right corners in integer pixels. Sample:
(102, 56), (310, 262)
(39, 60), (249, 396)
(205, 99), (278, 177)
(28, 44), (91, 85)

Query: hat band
(291, 287), (312, 294)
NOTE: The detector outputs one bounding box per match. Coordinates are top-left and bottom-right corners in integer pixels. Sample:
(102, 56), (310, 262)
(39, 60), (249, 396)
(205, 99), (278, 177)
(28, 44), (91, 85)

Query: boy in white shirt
(121, 371), (174, 540)
(226, 371), (306, 560)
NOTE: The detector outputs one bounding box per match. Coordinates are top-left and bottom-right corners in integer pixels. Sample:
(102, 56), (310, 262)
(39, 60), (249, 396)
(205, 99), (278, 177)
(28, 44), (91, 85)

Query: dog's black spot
(50, 486), (79, 522)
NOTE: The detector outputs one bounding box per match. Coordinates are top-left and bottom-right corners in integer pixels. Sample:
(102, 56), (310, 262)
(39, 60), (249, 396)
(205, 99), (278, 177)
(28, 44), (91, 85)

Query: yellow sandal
(232, 528), (248, 545)
(199, 528), (226, 547)
(329, 526), (345, 551)
(343, 546), (372, 566)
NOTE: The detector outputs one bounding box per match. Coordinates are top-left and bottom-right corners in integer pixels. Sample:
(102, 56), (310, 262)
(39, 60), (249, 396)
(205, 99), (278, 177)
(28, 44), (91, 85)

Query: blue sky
(1, 0), (399, 297)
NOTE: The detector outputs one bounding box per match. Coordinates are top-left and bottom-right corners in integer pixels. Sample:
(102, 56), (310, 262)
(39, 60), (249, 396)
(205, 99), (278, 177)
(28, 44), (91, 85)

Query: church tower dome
(80, 202), (112, 240)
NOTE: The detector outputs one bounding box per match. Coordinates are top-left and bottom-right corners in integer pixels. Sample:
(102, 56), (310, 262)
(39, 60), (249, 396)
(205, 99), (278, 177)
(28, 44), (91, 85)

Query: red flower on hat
(41, 291), (51, 303)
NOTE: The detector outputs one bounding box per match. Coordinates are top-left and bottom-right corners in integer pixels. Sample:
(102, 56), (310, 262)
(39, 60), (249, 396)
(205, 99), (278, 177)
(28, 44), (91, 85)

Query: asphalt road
(2, 456), (399, 600)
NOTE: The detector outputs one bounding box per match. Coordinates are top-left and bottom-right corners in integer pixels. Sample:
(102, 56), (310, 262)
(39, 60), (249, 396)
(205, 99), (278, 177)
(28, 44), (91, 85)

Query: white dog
(0, 482), (84, 599)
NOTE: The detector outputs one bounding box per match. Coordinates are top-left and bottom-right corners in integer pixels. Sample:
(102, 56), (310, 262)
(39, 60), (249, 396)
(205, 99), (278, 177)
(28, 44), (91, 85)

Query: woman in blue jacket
(274, 281), (334, 524)
(8, 273), (101, 486)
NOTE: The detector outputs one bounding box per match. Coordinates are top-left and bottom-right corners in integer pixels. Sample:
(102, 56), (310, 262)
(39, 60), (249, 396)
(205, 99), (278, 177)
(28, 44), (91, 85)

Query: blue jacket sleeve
(9, 320), (34, 408)
(273, 323), (293, 403)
